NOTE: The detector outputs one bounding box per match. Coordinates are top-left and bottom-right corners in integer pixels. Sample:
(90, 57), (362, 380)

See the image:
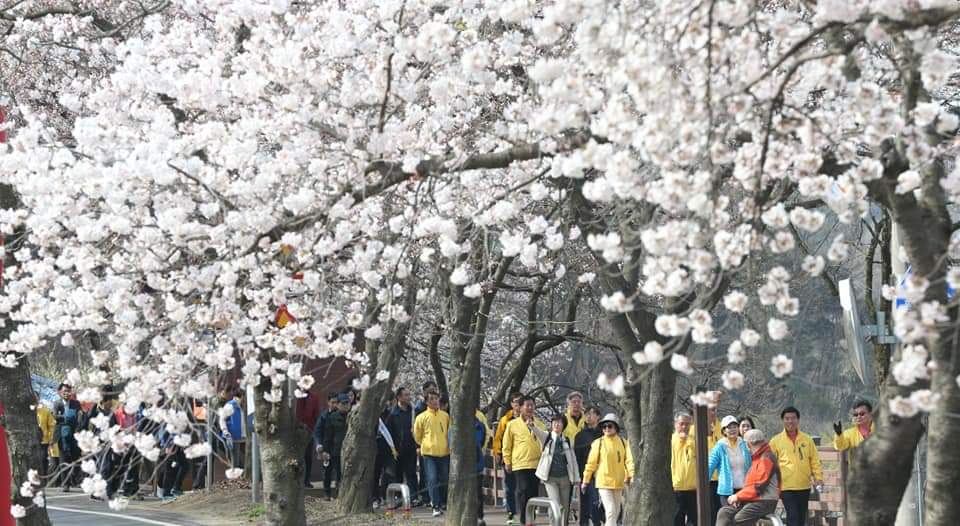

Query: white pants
(543, 476), (572, 525)
(598, 488), (624, 526)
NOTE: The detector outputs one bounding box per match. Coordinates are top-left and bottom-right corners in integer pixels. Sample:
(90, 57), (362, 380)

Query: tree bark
(0, 180), (51, 525)
(253, 372), (309, 526)
(445, 293), (483, 526)
(445, 256), (512, 526)
(337, 302), (414, 514)
(0, 356), (52, 526)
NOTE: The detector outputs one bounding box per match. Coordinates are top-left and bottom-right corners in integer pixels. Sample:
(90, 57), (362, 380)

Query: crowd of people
(34, 382), (249, 502)
(33, 376), (876, 526)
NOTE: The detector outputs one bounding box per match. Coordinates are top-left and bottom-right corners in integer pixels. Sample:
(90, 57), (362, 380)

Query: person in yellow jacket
(833, 400), (874, 451)
(502, 395), (547, 526)
(672, 412), (698, 526)
(414, 392), (450, 517)
(562, 391), (586, 442)
(581, 413), (634, 526)
(492, 392), (523, 523)
(34, 393), (56, 479)
(769, 406), (823, 526)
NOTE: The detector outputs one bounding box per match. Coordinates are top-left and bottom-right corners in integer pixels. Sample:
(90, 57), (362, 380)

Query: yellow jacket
(563, 410), (586, 442)
(833, 423), (874, 451)
(37, 405), (56, 445)
(769, 430), (823, 490)
(414, 408), (450, 457)
(502, 417), (547, 471)
(671, 433), (697, 491)
(492, 409), (514, 457)
(583, 435), (634, 489)
(476, 410), (492, 449)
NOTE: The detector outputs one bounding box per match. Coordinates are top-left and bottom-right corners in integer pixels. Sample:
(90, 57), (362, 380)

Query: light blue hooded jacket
(707, 437), (752, 496)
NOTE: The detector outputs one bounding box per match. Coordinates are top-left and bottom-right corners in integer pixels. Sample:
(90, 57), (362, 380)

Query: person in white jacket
(537, 414), (581, 525)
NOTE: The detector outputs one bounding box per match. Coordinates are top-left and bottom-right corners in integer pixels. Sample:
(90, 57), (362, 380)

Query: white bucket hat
(720, 415), (739, 428)
(598, 413), (621, 431)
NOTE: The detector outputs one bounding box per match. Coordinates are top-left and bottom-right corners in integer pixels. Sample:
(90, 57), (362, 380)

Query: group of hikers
(33, 375), (876, 526)
(34, 382), (245, 501)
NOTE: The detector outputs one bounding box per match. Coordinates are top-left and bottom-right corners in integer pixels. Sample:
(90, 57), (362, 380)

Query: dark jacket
(82, 403), (118, 432)
(386, 404), (417, 455)
(574, 425), (602, 478)
(313, 408), (331, 446)
(323, 409), (349, 457)
(53, 399), (83, 442)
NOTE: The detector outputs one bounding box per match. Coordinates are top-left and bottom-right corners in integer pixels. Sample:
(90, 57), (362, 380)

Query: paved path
(44, 493), (204, 526)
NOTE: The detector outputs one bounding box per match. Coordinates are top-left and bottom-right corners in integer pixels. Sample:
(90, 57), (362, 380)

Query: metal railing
(760, 514), (785, 526)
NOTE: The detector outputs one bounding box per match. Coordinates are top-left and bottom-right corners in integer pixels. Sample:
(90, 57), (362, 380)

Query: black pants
(580, 480), (603, 526)
(372, 445), (395, 501)
(710, 480), (721, 526)
(477, 471), (485, 519)
(395, 450), (418, 493)
(121, 449), (141, 497)
(159, 448), (186, 497)
(39, 444), (49, 479)
(304, 439), (314, 486)
(675, 490), (698, 526)
(59, 441), (80, 489)
(515, 469), (539, 525)
(323, 455), (342, 498)
(781, 489), (810, 526)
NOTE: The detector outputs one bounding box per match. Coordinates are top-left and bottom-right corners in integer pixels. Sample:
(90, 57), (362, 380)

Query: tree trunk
(253, 376), (309, 526)
(446, 255), (511, 526)
(606, 308), (678, 526)
(445, 294), (483, 526)
(0, 356), (52, 526)
(338, 324), (409, 514)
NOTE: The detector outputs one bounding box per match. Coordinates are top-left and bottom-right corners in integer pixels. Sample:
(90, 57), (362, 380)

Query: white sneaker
(432, 508), (442, 517)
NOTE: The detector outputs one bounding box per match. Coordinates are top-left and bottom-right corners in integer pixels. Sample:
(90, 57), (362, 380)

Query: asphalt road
(44, 493), (202, 526)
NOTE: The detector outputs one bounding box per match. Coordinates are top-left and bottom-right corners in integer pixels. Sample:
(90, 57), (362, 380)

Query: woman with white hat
(536, 414), (581, 525)
(708, 415), (752, 517)
(580, 413), (634, 526)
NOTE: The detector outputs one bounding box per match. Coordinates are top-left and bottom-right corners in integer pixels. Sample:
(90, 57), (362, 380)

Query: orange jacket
(736, 443), (781, 502)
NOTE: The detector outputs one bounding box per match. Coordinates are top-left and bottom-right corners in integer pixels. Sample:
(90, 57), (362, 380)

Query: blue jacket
(707, 438), (752, 496)
(222, 399), (243, 440)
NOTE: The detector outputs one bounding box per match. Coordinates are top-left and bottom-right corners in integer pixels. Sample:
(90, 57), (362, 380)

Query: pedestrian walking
(833, 400), (874, 451)
(414, 391), (450, 517)
(574, 407), (603, 526)
(502, 396), (547, 526)
(414, 381), (438, 507)
(53, 383), (83, 491)
(672, 412), (697, 526)
(321, 393), (351, 500)
(34, 393), (55, 479)
(581, 413), (634, 526)
(386, 387), (419, 501)
(708, 416), (752, 518)
(716, 429), (781, 526)
(769, 407), (823, 526)
(537, 414), (580, 525)
(492, 392), (523, 524)
(296, 389), (321, 488)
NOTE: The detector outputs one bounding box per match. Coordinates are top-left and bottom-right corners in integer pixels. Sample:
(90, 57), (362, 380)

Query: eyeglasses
(852, 411), (868, 417)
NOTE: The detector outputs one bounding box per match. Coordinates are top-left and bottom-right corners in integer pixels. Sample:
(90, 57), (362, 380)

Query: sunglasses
(602, 423), (617, 429)
(852, 411), (868, 417)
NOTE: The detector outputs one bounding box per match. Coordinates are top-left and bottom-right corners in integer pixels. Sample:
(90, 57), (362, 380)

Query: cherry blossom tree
(3, 1), (960, 525)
